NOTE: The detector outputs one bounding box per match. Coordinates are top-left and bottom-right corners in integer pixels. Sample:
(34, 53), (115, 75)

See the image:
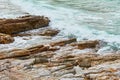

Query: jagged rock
(0, 15), (50, 34)
(39, 28), (59, 36)
(50, 38), (77, 46)
(0, 38), (76, 59)
(0, 33), (14, 44)
(71, 40), (99, 49)
(0, 30), (119, 80)
(52, 53), (120, 68)
(0, 45), (49, 59)
(13, 27), (60, 37)
(84, 60), (120, 80)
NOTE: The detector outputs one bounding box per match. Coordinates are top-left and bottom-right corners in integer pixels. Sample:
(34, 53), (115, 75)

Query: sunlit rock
(0, 33), (14, 44)
(0, 15), (50, 34)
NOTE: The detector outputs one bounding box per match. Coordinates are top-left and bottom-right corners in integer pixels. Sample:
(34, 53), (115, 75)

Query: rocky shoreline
(0, 15), (120, 80)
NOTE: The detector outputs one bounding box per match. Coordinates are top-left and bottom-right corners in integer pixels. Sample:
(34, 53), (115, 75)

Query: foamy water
(11, 0), (120, 51)
(0, 0), (119, 53)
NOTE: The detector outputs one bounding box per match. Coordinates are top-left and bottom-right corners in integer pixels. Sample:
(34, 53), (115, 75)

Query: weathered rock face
(84, 60), (120, 80)
(0, 36), (120, 80)
(0, 15), (50, 34)
(13, 27), (60, 37)
(0, 15), (119, 80)
(71, 40), (99, 49)
(0, 38), (76, 59)
(0, 15), (50, 44)
(50, 38), (77, 46)
(0, 45), (50, 59)
(0, 33), (14, 44)
(39, 28), (59, 36)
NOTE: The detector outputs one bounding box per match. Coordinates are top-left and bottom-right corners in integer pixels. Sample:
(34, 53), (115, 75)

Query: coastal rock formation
(0, 45), (49, 59)
(50, 38), (77, 46)
(38, 27), (60, 36)
(0, 36), (120, 80)
(0, 15), (50, 34)
(0, 38), (76, 59)
(13, 27), (60, 37)
(71, 40), (99, 49)
(83, 59), (120, 80)
(0, 33), (14, 44)
(0, 15), (119, 80)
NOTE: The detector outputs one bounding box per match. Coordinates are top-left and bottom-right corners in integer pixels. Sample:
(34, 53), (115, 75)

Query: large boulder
(0, 15), (50, 34)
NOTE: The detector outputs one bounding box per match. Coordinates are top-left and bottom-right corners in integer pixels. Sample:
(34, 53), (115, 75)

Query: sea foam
(9, 0), (120, 52)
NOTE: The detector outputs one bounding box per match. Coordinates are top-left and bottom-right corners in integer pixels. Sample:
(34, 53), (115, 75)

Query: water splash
(10, 0), (120, 52)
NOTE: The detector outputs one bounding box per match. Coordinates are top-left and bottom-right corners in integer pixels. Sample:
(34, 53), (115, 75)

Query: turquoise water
(16, 0), (120, 34)
(11, 0), (120, 52)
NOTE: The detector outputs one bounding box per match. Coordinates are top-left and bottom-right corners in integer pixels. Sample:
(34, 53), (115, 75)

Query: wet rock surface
(0, 15), (120, 80)
(0, 15), (50, 34)
(12, 27), (60, 37)
(70, 40), (99, 49)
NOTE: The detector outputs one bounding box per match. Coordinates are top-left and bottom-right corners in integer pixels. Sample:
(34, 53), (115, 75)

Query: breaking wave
(10, 0), (120, 53)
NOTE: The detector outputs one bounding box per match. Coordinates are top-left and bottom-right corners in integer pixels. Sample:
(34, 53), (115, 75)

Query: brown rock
(4, 70), (33, 80)
(39, 28), (59, 36)
(0, 33), (14, 44)
(13, 27), (60, 37)
(0, 49), (30, 59)
(0, 45), (49, 59)
(84, 60), (120, 80)
(71, 40), (99, 49)
(50, 38), (77, 47)
(0, 15), (50, 34)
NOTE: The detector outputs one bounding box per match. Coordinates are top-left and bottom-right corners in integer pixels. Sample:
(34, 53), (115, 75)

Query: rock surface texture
(0, 15), (120, 80)
(0, 33), (14, 44)
(0, 15), (50, 34)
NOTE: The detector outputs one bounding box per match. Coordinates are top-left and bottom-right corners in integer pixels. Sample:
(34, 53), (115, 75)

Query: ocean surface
(0, 0), (120, 53)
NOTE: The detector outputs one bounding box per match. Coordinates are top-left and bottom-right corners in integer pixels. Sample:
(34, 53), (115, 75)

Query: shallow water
(0, 0), (120, 52)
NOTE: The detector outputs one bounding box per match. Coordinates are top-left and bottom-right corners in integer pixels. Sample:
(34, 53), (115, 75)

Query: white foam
(8, 0), (120, 51)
